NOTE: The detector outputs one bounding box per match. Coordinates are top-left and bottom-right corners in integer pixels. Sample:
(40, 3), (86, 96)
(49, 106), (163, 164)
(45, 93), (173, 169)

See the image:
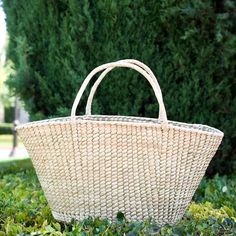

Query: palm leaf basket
(17, 59), (224, 225)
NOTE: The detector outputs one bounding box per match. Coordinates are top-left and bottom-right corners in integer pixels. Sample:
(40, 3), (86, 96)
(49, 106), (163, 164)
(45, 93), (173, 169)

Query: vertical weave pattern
(17, 116), (223, 225)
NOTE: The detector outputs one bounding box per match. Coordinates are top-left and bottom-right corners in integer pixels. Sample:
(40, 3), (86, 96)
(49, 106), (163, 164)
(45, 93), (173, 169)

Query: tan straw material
(17, 59), (224, 225)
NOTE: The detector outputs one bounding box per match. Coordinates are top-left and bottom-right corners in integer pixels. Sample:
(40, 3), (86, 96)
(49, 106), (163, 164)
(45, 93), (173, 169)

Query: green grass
(0, 135), (12, 147)
(0, 159), (235, 235)
(0, 135), (24, 148)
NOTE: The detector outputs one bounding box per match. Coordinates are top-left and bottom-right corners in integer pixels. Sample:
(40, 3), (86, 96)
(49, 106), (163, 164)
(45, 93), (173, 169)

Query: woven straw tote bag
(17, 59), (224, 225)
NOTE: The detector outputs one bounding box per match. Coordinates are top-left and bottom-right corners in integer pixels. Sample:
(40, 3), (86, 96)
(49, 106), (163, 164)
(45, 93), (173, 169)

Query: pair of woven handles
(71, 59), (168, 123)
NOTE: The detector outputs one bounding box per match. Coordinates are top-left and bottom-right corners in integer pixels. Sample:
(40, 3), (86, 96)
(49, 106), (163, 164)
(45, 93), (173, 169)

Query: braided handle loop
(86, 59), (163, 115)
(71, 60), (168, 123)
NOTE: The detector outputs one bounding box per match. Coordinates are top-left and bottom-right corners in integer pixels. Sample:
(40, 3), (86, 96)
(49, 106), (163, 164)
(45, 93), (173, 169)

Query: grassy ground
(0, 159), (235, 235)
(0, 134), (24, 148)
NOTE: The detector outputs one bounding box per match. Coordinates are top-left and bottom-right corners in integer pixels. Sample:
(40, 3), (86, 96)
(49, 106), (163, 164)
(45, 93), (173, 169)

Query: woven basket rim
(16, 115), (224, 137)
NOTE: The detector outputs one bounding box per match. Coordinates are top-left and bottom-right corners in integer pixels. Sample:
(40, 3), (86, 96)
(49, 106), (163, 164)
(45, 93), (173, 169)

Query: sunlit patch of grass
(0, 134), (24, 148)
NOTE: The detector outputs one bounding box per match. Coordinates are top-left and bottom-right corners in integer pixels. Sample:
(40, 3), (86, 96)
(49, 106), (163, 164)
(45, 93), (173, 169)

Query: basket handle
(71, 60), (168, 123)
(85, 59), (162, 115)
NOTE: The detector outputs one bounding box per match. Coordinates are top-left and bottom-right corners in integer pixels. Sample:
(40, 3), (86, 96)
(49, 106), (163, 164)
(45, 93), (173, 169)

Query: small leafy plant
(0, 159), (235, 235)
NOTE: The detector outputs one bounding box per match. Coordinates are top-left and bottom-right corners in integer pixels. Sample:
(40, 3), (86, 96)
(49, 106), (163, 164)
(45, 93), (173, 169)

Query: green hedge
(0, 159), (235, 235)
(3, 0), (236, 175)
(4, 106), (13, 123)
(0, 123), (12, 135)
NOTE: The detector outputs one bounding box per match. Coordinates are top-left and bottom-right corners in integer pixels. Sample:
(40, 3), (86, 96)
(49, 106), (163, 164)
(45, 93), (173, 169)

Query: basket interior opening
(76, 115), (222, 135)
(18, 115), (223, 136)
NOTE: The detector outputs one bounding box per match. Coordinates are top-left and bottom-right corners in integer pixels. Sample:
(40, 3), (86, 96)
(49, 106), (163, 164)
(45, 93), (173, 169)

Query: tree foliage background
(2, 0), (236, 175)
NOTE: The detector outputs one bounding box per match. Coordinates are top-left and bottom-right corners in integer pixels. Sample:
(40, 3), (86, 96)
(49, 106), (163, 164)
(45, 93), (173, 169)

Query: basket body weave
(17, 60), (223, 225)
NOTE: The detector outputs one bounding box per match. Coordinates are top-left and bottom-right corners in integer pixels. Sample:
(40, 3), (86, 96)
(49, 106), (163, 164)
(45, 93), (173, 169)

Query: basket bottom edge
(51, 210), (181, 225)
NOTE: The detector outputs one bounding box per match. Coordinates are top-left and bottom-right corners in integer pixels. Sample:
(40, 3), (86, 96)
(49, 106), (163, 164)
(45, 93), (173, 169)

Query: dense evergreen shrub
(2, 0), (236, 175)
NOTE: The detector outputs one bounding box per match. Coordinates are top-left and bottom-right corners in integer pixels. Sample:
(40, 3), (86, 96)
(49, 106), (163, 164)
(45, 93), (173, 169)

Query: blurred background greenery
(1, 0), (236, 175)
(0, 1), (236, 235)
